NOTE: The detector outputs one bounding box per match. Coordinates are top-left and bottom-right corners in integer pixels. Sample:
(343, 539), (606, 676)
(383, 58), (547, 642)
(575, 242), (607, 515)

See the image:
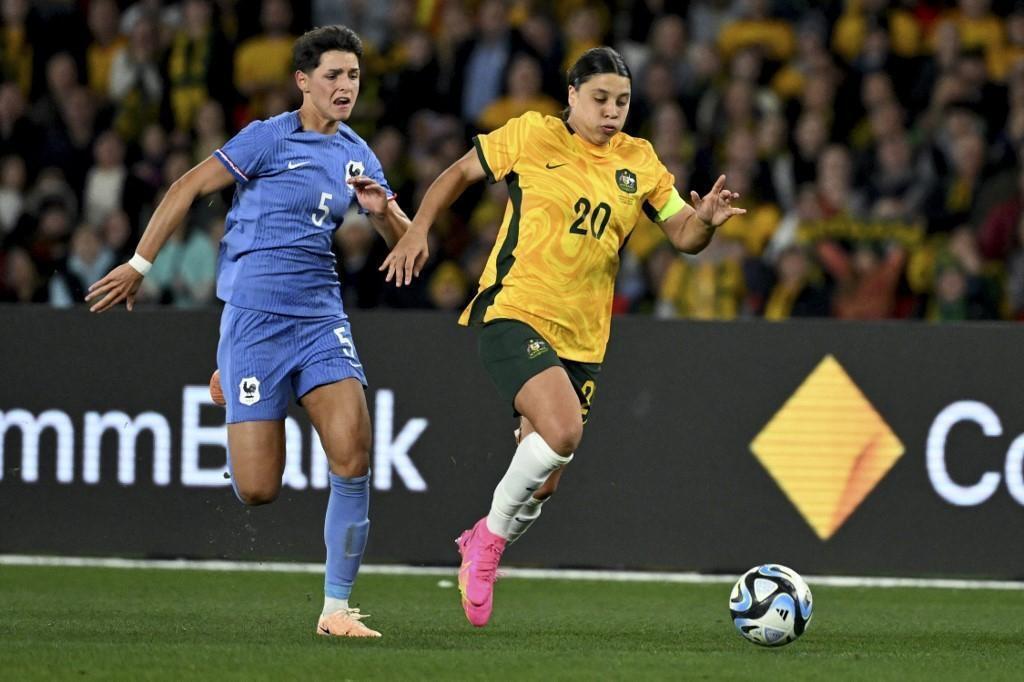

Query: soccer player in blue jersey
(86, 26), (408, 638)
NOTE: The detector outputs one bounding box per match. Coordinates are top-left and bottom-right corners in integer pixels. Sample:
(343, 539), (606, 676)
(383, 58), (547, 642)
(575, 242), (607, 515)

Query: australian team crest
(526, 338), (550, 359)
(616, 168), (637, 194)
(346, 160), (365, 178)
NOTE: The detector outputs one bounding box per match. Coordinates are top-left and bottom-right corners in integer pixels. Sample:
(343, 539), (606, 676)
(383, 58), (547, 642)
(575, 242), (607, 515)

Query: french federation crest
(346, 160), (365, 178)
(616, 168), (637, 194)
(239, 377), (261, 406)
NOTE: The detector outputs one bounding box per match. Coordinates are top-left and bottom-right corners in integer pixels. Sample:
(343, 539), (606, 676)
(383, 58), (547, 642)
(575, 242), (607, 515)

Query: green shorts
(478, 319), (601, 424)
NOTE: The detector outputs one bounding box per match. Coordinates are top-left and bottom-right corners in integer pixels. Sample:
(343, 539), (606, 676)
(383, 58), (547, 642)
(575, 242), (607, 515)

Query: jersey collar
(562, 118), (618, 158)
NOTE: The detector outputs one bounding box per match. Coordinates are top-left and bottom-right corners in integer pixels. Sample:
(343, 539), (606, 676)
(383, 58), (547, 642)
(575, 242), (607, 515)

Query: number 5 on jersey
(333, 325), (362, 368)
(312, 191), (333, 227)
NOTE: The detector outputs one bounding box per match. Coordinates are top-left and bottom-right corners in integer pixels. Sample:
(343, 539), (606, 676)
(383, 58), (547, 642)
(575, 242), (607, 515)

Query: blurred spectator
(563, 4), (606, 70)
(815, 145), (866, 218)
(26, 200), (73, 278)
(0, 0), (33, 96)
(0, 246), (46, 303)
(477, 54), (560, 131)
(656, 238), (747, 319)
(925, 128), (989, 233)
(120, 0), (181, 39)
(427, 260), (468, 311)
(993, 6), (1024, 81)
(0, 81), (41, 177)
(101, 209), (133, 263)
(133, 123), (168, 194)
(378, 30), (443, 132)
(979, 167), (1024, 261)
(192, 101), (228, 162)
(689, 0), (739, 48)
(335, 210), (386, 309)
(0, 154), (25, 236)
(49, 225), (114, 308)
(31, 52), (80, 131)
(832, 0), (921, 64)
(109, 14), (163, 141)
(170, 215), (220, 307)
(453, 0), (530, 125)
(926, 226), (1001, 320)
(760, 245), (830, 319)
(234, 0), (295, 121)
(38, 87), (98, 194)
(866, 134), (931, 221)
(312, 0), (390, 49)
(717, 0), (795, 63)
(83, 130), (130, 227)
(1006, 214), (1024, 319)
(817, 240), (906, 319)
(86, 0), (126, 100)
(166, 0), (233, 132)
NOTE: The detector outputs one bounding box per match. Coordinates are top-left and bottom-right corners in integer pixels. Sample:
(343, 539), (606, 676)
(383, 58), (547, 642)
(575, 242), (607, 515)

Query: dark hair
(566, 46), (632, 90)
(293, 25), (363, 73)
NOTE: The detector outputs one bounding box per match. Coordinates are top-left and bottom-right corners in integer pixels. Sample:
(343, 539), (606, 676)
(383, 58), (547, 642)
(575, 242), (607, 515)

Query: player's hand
(85, 262), (144, 313)
(690, 174), (746, 228)
(379, 226), (429, 287)
(347, 175), (389, 216)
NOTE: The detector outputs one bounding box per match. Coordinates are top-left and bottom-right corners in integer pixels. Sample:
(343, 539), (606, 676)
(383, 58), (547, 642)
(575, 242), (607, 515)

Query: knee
(541, 416), (583, 456)
(327, 439), (371, 479)
(234, 482), (280, 506)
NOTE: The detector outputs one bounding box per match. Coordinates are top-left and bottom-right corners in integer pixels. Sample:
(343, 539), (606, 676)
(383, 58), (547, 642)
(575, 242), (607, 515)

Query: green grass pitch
(1, 565), (1022, 680)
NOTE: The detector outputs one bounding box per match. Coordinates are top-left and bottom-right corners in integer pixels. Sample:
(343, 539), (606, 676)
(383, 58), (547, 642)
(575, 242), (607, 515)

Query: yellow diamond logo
(750, 355), (904, 540)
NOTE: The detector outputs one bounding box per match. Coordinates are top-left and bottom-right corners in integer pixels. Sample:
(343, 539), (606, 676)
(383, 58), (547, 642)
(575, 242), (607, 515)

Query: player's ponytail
(562, 47), (632, 120)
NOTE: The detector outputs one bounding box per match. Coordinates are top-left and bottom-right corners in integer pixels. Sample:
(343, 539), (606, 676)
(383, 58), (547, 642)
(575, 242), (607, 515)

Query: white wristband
(128, 253), (152, 276)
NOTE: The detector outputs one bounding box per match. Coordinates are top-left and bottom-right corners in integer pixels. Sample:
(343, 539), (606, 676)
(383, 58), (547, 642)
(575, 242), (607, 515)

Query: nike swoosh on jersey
(287, 161), (311, 169)
(545, 162), (568, 169)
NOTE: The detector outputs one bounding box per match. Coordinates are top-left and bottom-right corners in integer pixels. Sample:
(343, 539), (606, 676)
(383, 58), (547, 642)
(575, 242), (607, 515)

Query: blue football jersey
(212, 111), (393, 317)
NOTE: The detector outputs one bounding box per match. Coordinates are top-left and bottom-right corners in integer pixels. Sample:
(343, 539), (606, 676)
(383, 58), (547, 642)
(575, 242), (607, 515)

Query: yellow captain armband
(643, 187), (687, 223)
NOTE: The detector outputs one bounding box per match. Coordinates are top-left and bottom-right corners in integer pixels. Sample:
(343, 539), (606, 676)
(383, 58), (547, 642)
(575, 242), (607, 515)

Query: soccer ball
(729, 564), (813, 647)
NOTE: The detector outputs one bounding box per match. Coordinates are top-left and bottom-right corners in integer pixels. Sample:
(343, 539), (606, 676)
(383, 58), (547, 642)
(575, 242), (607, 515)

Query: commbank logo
(749, 355), (904, 540)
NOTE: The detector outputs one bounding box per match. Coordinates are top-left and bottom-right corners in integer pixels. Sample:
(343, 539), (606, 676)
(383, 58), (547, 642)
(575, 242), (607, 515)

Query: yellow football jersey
(459, 112), (684, 362)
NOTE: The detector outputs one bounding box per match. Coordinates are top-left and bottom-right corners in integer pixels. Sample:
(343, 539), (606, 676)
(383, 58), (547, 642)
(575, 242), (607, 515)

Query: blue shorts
(217, 303), (367, 423)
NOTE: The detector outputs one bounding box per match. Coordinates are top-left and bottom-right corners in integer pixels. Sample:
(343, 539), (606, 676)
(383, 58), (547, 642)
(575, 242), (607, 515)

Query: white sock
(486, 432), (571, 539)
(506, 495), (545, 544)
(322, 596), (349, 616)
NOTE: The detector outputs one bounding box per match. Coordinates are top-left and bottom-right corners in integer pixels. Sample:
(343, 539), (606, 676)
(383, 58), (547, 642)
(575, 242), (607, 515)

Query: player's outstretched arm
(379, 149), (487, 287)
(86, 156), (235, 313)
(347, 175), (411, 248)
(659, 174), (746, 255)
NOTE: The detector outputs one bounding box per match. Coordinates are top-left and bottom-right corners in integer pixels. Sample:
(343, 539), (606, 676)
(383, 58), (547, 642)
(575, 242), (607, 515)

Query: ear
(567, 85), (578, 110)
(295, 69), (309, 93)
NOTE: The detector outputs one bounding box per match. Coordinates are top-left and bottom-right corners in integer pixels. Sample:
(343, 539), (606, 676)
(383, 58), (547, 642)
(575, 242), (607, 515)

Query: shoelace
(343, 608), (370, 621)
(475, 542), (504, 584)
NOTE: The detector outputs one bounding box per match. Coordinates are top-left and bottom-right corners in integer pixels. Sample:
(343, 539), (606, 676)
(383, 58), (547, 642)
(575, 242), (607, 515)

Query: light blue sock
(324, 471), (370, 602)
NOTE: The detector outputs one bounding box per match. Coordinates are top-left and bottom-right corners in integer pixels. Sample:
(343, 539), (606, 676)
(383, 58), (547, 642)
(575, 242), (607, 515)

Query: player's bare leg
(303, 378), (381, 638)
(226, 420), (286, 505)
(457, 367), (580, 626)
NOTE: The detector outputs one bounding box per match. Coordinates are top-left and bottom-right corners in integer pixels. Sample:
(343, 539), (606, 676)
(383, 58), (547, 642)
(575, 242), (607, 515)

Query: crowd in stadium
(1, 0), (1023, 321)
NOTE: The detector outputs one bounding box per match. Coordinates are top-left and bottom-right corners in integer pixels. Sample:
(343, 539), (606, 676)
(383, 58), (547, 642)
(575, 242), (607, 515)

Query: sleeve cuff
(214, 149), (248, 183)
(472, 136), (497, 184)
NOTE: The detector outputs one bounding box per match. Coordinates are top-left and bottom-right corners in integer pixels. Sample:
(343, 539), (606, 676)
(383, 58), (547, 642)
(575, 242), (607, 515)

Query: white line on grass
(1, 555), (1022, 591)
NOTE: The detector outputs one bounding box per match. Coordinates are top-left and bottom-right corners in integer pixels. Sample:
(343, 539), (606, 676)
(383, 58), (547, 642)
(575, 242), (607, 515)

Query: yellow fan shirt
(460, 112), (684, 362)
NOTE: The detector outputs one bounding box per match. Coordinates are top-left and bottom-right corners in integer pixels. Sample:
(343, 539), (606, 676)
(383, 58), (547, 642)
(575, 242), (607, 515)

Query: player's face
(567, 74), (631, 145)
(301, 50), (360, 122)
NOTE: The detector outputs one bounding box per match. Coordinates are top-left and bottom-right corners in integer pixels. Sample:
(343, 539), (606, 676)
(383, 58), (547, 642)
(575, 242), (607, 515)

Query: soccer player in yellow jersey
(382, 47), (745, 627)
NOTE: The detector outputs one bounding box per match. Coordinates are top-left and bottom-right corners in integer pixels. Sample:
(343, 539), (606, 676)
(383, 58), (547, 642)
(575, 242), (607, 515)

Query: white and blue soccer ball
(729, 564), (813, 647)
